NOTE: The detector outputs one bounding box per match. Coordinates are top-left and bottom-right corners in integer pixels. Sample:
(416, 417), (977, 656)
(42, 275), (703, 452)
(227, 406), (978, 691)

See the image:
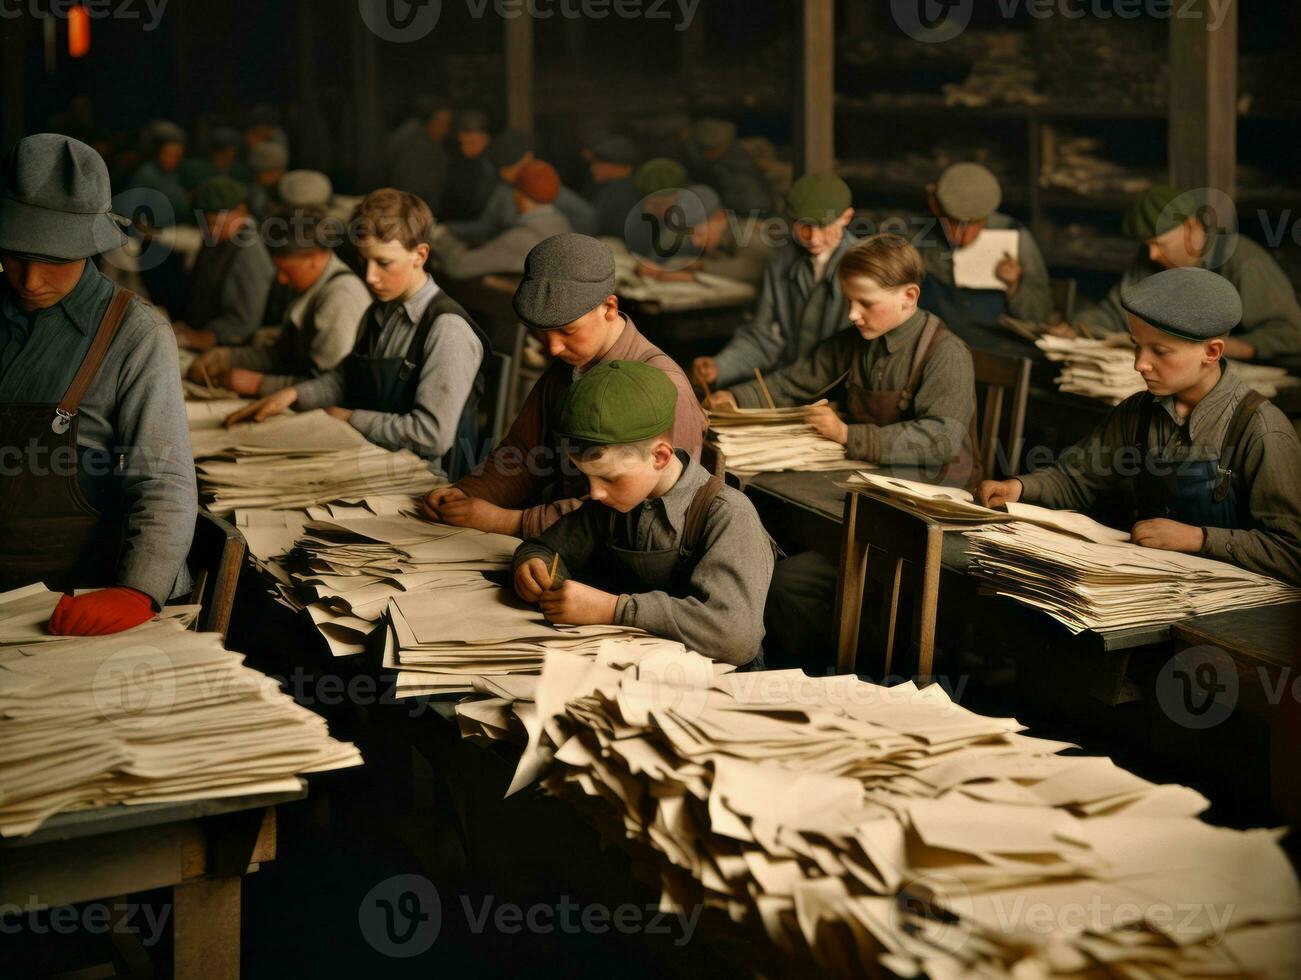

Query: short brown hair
(350, 188), (433, 251)
(837, 233), (926, 289)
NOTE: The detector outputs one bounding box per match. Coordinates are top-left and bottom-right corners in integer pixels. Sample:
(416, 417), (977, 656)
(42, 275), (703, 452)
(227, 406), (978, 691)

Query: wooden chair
(700, 441), (727, 479)
(507, 321), (547, 423)
(186, 512), (245, 640)
(1050, 276), (1078, 324)
(972, 348), (1032, 479)
(482, 348), (514, 448)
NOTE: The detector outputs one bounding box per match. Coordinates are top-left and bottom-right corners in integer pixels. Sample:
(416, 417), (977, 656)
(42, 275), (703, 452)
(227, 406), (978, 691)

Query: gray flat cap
(0, 133), (127, 262)
(680, 184), (722, 227)
(248, 140), (289, 173)
(488, 130), (534, 168)
(145, 120), (186, 148)
(278, 169), (333, 207)
(693, 118), (737, 153)
(935, 162), (1002, 222)
(455, 109), (490, 134)
(513, 233), (616, 329)
(590, 135), (638, 167)
(1120, 267), (1242, 340)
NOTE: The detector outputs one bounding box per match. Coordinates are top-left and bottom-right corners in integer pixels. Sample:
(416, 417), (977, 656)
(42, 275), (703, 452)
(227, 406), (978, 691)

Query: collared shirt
(432, 205), (573, 280)
(699, 214), (771, 287)
(1018, 363), (1301, 584)
(446, 181), (598, 244)
(921, 211), (1054, 323)
(0, 262), (197, 604)
(730, 307), (976, 467)
(293, 274), (483, 470)
(512, 453), (775, 666)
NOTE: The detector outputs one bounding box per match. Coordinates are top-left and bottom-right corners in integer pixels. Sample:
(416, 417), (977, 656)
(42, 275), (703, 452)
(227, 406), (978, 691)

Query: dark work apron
(843, 313), (983, 489)
(185, 238), (243, 330)
(0, 289), (133, 593)
(340, 291), (492, 480)
(1132, 389), (1264, 529)
(918, 222), (1024, 346)
(266, 268), (355, 379)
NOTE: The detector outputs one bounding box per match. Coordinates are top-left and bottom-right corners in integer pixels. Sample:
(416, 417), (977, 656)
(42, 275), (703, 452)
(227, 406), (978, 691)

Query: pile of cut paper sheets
(458, 648), (1301, 978)
(708, 401), (867, 476)
(0, 584), (362, 837)
(188, 406), (442, 516)
(1037, 336), (1300, 404)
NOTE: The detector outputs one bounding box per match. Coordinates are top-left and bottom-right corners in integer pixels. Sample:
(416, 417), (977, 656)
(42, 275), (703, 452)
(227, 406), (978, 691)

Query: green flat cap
(248, 139), (289, 173)
(1122, 184), (1193, 241)
(935, 162), (1002, 222)
(635, 157), (688, 196)
(693, 118), (736, 153)
(556, 360), (678, 446)
(785, 172), (852, 225)
(1120, 267), (1242, 341)
(194, 176), (248, 213)
(513, 232), (617, 329)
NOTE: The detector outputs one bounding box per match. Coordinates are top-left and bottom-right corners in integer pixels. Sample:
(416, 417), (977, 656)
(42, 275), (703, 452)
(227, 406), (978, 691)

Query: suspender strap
(56, 287), (132, 423)
(1219, 390), (1266, 471)
(1134, 392), (1158, 460)
(679, 475), (724, 560)
(898, 314), (946, 415)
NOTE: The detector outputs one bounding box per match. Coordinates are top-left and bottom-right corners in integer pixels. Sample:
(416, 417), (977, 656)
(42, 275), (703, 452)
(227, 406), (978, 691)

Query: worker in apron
(0, 134), (198, 635)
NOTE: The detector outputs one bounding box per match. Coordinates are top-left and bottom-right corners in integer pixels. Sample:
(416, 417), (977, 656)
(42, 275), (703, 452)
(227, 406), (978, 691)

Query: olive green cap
(784, 172), (852, 225)
(1122, 184), (1193, 241)
(555, 360), (678, 446)
(935, 162), (1002, 222)
(193, 176), (248, 213)
(634, 157), (688, 196)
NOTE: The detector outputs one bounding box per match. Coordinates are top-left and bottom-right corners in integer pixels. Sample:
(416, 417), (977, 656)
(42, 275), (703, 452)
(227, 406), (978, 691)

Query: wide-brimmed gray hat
(0, 133), (128, 262)
(513, 233), (616, 329)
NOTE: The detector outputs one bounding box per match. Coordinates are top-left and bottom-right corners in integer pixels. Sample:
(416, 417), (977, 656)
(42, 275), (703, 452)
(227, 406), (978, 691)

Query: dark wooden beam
(799, 0), (835, 174)
(1, 15), (24, 152)
(1169, 0), (1238, 196)
(353, 22), (381, 189)
(505, 13), (534, 136)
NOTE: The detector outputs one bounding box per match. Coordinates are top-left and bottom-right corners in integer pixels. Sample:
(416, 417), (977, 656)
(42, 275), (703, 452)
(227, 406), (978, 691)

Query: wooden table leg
(913, 527), (943, 684)
(835, 494), (867, 675)
(173, 876), (241, 980)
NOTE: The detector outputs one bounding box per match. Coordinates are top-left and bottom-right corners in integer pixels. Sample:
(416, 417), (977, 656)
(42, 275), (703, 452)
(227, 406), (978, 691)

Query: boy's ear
(414, 242), (431, 266)
(903, 283), (921, 305)
(1204, 337), (1226, 364)
(651, 440), (675, 468)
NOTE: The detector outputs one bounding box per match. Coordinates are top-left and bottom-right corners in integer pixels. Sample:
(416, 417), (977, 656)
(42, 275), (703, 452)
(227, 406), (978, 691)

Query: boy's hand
(174, 324), (217, 351)
(1131, 519), (1205, 554)
(702, 390), (737, 411)
(976, 479), (1023, 508)
(187, 348), (232, 386)
(539, 581), (618, 626)
(427, 489), (523, 535)
(325, 407), (354, 423)
(804, 403), (848, 445)
(227, 368), (263, 396)
(995, 253), (1022, 295)
(691, 357), (718, 387)
(225, 388), (297, 427)
(1221, 337), (1256, 361)
(514, 559), (553, 603)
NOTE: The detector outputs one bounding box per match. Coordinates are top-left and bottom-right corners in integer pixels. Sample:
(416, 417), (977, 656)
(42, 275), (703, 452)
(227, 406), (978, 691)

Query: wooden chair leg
(173, 876), (240, 980)
(835, 495), (867, 675)
(881, 557), (904, 679)
(913, 529), (943, 684)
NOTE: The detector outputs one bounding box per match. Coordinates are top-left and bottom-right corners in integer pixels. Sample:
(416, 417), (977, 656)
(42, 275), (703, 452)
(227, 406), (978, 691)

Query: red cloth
(49, 588), (156, 637)
(514, 160), (560, 204)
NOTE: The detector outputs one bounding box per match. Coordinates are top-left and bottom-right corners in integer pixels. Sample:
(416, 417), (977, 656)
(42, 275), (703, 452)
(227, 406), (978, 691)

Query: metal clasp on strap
(52, 408), (75, 435)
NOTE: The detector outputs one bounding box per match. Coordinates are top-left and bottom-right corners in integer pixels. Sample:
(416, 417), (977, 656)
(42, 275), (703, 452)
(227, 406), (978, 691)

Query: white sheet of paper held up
(953, 229), (1019, 292)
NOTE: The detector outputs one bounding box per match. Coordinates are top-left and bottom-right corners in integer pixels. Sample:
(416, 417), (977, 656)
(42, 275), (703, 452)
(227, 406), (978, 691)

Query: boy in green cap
(979, 267), (1301, 585)
(511, 359), (774, 667)
(692, 172), (859, 389)
(1072, 185), (1301, 369)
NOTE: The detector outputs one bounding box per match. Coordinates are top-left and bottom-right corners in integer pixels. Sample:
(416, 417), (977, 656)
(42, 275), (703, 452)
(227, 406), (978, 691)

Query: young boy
(707, 234), (979, 671)
(980, 267), (1301, 586)
(692, 172), (859, 389)
(635, 184), (771, 288)
(188, 205), (371, 396)
(511, 360), (773, 667)
(226, 189), (490, 479)
(423, 233), (707, 537)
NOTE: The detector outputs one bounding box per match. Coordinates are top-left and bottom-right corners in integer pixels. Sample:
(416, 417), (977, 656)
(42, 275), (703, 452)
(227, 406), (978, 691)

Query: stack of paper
(0, 584), (363, 837)
(190, 410), (441, 516)
(708, 402), (865, 476)
(965, 521), (1301, 633)
(1037, 336), (1300, 404)
(464, 649), (1301, 978)
(607, 237), (758, 311)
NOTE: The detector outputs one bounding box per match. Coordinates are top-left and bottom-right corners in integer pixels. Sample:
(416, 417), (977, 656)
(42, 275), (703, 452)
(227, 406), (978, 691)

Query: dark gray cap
(1120, 267), (1242, 340)
(513, 233), (616, 329)
(455, 109), (490, 134)
(488, 129), (534, 168)
(680, 184), (722, 227)
(145, 119), (186, 148)
(590, 135), (638, 166)
(0, 133), (127, 262)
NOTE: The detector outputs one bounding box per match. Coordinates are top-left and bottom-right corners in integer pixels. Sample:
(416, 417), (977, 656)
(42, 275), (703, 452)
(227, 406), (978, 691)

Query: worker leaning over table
(0, 134), (197, 635)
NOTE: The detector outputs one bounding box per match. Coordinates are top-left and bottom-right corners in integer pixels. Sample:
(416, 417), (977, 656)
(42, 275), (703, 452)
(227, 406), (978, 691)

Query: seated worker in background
(692, 172), (858, 389)
(918, 162), (1052, 345)
(383, 95), (452, 214)
(707, 234), (979, 671)
(0, 134), (197, 635)
(690, 117), (776, 218)
(430, 160), (573, 279)
(127, 120), (190, 226)
(445, 130), (597, 243)
(172, 177), (274, 351)
(511, 360), (773, 668)
(187, 205), (371, 396)
(440, 109), (497, 222)
(244, 138), (290, 220)
(178, 125), (249, 195)
(979, 268), (1301, 586)
(1071, 185), (1301, 369)
(226, 189), (490, 479)
(423, 233), (707, 537)
(624, 157), (690, 259)
(635, 184), (771, 288)
(585, 135), (642, 239)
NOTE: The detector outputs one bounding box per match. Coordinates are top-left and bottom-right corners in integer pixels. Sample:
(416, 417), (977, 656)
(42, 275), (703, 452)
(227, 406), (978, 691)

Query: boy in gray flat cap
(634, 184), (771, 288)
(0, 134), (197, 634)
(918, 162), (1052, 346)
(979, 267), (1301, 585)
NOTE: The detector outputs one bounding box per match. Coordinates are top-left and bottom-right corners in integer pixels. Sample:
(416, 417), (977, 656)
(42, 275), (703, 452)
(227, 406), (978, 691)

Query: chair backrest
(1050, 276), (1078, 324)
(971, 348), (1032, 479)
(482, 349), (514, 448)
(187, 512), (245, 640)
(507, 320), (547, 422)
(700, 441), (727, 479)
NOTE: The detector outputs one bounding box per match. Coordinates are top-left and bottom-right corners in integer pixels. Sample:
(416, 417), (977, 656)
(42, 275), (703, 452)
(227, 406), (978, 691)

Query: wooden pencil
(547, 551), (561, 590)
(754, 368), (776, 409)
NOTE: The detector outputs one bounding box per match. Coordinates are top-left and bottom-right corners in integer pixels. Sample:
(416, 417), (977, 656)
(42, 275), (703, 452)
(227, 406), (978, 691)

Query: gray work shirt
(920, 212), (1053, 324)
(512, 453), (775, 666)
(293, 275), (483, 472)
(1018, 363), (1301, 585)
(730, 307), (976, 466)
(446, 180), (598, 244)
(0, 262), (198, 605)
(432, 206), (573, 280)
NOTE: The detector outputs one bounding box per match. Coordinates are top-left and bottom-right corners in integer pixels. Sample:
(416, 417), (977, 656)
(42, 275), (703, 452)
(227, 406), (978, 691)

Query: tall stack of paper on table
(188, 407), (442, 516)
(0, 584), (363, 837)
(459, 649), (1301, 978)
(708, 402), (868, 476)
(1037, 336), (1301, 404)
